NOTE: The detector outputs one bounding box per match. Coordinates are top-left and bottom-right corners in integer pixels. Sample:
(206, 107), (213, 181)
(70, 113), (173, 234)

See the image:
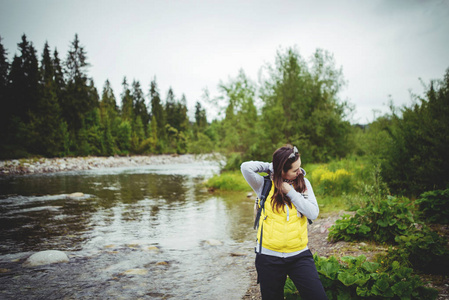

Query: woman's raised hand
(281, 182), (292, 194)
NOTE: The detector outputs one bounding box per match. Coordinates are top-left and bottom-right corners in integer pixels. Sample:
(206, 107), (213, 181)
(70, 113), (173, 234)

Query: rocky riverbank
(0, 153), (223, 176)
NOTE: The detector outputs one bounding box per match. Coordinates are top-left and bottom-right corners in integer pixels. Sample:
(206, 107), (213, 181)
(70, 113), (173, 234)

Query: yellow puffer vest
(257, 182), (308, 252)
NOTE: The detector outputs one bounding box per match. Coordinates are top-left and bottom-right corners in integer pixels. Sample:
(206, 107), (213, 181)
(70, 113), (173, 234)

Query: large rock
(23, 250), (69, 267)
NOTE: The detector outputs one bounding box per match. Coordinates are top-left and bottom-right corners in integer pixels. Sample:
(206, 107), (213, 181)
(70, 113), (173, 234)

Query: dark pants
(255, 249), (328, 300)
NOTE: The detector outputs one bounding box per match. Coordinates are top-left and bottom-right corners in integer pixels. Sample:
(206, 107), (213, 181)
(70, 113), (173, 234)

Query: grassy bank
(205, 156), (374, 214)
(205, 170), (251, 192)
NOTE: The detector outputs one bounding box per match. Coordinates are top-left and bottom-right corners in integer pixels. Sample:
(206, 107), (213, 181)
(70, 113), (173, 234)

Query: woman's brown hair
(271, 145), (306, 213)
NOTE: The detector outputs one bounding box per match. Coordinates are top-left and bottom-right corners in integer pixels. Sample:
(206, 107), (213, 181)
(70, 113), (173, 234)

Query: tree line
(0, 34), (208, 158)
(0, 34), (352, 161)
(1, 33), (447, 196)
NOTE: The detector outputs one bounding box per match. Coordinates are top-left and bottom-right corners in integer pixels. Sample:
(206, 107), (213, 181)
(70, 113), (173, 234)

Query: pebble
(0, 154), (222, 176)
(205, 239), (223, 246)
(123, 269), (148, 275)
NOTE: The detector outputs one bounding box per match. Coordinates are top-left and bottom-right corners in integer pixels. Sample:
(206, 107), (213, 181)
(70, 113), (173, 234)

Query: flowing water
(0, 161), (256, 299)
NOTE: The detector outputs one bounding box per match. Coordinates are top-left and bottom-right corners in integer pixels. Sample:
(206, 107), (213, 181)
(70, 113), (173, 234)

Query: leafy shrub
(390, 227), (449, 275)
(328, 195), (415, 244)
(416, 189), (449, 224)
(310, 166), (355, 196)
(205, 170), (249, 191)
(188, 132), (215, 154)
(284, 255), (438, 300)
(222, 152), (244, 171)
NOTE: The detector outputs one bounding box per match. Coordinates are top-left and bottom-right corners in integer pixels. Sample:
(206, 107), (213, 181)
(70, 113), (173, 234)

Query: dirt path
(241, 211), (449, 300)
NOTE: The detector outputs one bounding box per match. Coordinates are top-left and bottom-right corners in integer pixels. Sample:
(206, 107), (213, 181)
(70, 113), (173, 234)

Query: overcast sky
(1, 0), (448, 124)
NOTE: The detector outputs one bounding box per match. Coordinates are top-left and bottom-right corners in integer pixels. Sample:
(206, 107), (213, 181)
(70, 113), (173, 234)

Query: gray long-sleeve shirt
(240, 160), (319, 220)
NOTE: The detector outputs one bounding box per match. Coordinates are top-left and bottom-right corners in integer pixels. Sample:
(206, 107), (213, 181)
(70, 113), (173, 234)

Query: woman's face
(282, 157), (302, 181)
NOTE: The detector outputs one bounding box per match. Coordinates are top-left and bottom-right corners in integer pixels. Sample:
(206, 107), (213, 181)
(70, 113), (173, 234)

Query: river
(0, 160), (256, 299)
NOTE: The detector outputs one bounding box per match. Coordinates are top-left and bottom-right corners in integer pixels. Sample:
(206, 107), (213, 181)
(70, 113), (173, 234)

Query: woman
(241, 145), (327, 300)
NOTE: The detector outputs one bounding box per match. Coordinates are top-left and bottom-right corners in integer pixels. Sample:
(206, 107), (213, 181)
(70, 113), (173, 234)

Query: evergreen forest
(1, 34), (448, 197)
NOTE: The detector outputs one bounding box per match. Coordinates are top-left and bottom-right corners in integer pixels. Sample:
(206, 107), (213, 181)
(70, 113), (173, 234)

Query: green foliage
(326, 166), (416, 243)
(188, 132), (214, 154)
(416, 189), (449, 224)
(353, 116), (393, 162)
(390, 227), (449, 275)
(284, 255), (438, 300)
(310, 166), (354, 196)
(380, 68), (449, 196)
(222, 152), (245, 172)
(328, 195), (415, 244)
(1, 34), (356, 160)
(205, 170), (249, 191)
(117, 121), (131, 153)
(260, 47), (353, 163)
(217, 69), (259, 154)
(326, 174), (449, 276)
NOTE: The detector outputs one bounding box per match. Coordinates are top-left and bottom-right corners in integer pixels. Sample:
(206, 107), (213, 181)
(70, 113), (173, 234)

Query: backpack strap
(253, 175), (272, 230)
(254, 175), (272, 254)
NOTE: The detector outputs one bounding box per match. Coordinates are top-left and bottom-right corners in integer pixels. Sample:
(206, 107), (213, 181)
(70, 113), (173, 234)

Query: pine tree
(132, 80), (149, 135)
(149, 78), (166, 150)
(27, 41), (65, 156)
(194, 101), (207, 129)
(8, 34), (39, 123)
(62, 34), (94, 133)
(53, 48), (65, 100)
(165, 87), (176, 128)
(4, 34), (40, 156)
(65, 34), (89, 82)
(120, 77), (133, 121)
(177, 94), (189, 132)
(100, 79), (119, 155)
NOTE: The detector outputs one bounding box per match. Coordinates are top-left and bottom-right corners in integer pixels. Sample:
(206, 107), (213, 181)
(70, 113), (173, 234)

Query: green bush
(222, 152), (244, 171)
(416, 189), (449, 224)
(328, 195), (415, 244)
(390, 227), (449, 275)
(284, 255), (438, 300)
(306, 156), (373, 197)
(310, 166), (355, 196)
(205, 170), (249, 191)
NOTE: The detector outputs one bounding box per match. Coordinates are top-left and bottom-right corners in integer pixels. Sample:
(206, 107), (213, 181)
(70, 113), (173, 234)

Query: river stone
(146, 246), (160, 252)
(205, 239), (222, 246)
(123, 268), (148, 275)
(23, 250), (69, 267)
(67, 192), (84, 198)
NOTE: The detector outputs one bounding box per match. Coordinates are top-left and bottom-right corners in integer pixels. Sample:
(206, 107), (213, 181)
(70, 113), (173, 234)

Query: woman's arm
(240, 161), (273, 198)
(285, 178), (319, 220)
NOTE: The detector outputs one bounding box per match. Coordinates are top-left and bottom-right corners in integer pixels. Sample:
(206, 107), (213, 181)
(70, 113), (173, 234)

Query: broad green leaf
(392, 281), (413, 297)
(338, 272), (358, 286)
(361, 261), (380, 273)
